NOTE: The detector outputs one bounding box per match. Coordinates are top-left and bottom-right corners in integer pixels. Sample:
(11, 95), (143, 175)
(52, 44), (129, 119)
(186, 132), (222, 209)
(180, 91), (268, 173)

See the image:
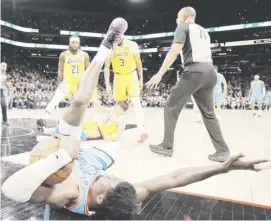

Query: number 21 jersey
(63, 50), (86, 86)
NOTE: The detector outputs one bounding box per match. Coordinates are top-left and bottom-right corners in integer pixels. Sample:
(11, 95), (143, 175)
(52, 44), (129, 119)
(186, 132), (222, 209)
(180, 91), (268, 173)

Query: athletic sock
(45, 82), (66, 116)
(131, 97), (145, 134)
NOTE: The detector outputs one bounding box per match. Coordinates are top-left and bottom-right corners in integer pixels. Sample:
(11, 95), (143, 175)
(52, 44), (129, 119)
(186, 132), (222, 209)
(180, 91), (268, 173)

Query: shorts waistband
(115, 69), (137, 75)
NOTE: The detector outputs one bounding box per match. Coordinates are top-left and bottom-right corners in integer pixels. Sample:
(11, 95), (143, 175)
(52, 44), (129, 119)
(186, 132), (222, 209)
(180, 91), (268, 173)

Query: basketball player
(1, 62), (9, 126)
(265, 87), (271, 111)
(2, 22), (270, 219)
(36, 36), (96, 131)
(249, 75), (265, 117)
(42, 100), (130, 142)
(104, 36), (148, 143)
(213, 66), (227, 119)
(146, 7), (230, 161)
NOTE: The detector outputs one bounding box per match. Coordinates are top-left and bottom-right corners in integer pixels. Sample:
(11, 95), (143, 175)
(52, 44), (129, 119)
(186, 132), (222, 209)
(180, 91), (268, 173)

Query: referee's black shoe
(149, 143), (173, 157)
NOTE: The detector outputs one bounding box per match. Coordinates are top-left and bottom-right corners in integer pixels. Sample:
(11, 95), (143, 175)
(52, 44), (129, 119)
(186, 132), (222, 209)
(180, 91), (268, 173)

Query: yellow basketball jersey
(63, 50), (85, 86)
(83, 117), (118, 140)
(82, 119), (102, 140)
(111, 40), (137, 75)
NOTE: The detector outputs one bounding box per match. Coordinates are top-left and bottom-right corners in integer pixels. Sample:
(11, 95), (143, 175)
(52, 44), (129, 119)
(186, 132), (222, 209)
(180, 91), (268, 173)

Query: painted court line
(1, 152), (30, 166)
(2, 127), (34, 139)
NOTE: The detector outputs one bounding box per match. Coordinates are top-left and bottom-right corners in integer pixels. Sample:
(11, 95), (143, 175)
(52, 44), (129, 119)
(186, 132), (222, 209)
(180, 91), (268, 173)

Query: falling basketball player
(104, 33), (148, 143)
(2, 18), (270, 220)
(41, 100), (130, 142)
(36, 36), (98, 131)
(249, 75), (265, 117)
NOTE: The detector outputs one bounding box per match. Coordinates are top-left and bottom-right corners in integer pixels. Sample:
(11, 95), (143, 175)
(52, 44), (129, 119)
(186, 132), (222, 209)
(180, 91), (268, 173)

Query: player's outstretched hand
(145, 73), (163, 89)
(58, 135), (81, 159)
(223, 153), (270, 171)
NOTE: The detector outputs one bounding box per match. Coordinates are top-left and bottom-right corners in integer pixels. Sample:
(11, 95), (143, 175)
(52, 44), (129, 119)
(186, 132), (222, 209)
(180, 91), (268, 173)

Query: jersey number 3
(72, 65), (79, 74)
(120, 59), (125, 67)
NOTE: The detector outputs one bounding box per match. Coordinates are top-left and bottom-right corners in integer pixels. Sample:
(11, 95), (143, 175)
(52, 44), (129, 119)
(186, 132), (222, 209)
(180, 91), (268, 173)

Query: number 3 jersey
(63, 50), (86, 87)
(110, 39), (137, 75)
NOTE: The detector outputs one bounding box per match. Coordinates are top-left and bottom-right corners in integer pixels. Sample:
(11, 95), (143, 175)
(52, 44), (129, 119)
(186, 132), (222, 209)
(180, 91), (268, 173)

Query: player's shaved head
(176, 6), (197, 24)
(254, 75), (260, 80)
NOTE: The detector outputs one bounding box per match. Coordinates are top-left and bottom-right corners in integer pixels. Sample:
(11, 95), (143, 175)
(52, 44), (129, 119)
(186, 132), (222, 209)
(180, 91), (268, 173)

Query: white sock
(93, 45), (111, 66)
(45, 82), (66, 116)
(131, 97), (144, 133)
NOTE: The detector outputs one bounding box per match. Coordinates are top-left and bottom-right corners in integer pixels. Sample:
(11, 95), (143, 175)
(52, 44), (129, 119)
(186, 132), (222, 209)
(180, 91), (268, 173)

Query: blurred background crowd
(1, 0), (271, 110)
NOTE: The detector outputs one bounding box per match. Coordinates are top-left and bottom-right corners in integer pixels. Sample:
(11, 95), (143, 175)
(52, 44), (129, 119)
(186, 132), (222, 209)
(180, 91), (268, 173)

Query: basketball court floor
(1, 108), (271, 220)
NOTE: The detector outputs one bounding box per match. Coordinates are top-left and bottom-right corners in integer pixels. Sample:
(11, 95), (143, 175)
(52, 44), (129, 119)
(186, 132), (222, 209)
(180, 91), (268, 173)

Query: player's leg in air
(2, 17), (130, 214)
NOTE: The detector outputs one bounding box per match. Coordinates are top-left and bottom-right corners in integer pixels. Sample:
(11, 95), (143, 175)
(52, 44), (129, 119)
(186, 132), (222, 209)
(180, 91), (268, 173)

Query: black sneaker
(149, 143), (173, 157)
(102, 18), (128, 49)
(208, 152), (230, 162)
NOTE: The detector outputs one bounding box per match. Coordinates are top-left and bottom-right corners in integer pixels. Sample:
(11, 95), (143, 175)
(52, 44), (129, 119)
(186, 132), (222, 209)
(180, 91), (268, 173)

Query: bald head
(177, 7), (196, 24)
(180, 7), (196, 18)
(254, 75), (260, 80)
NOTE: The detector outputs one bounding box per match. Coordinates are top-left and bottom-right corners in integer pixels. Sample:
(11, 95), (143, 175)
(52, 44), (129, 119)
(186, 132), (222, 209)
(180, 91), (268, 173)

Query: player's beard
(69, 46), (80, 54)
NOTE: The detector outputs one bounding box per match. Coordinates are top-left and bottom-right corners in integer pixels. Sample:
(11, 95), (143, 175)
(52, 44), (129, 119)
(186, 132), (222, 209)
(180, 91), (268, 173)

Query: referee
(146, 7), (230, 162)
(1, 62), (9, 126)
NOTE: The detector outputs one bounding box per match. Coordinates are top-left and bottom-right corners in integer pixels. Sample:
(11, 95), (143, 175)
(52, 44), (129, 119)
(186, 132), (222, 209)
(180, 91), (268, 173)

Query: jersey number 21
(72, 65), (79, 74)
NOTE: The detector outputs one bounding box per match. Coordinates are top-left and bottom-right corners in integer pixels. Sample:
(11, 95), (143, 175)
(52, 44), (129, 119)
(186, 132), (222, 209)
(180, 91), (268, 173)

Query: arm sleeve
(173, 24), (188, 44)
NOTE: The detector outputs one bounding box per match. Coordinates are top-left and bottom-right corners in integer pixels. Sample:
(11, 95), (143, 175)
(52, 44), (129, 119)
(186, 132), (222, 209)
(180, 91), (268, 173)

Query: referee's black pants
(1, 89), (8, 122)
(163, 62), (229, 154)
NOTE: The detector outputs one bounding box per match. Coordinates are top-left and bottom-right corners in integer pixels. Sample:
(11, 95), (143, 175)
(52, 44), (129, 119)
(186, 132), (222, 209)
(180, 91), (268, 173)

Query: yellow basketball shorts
(63, 84), (98, 102)
(113, 71), (140, 101)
